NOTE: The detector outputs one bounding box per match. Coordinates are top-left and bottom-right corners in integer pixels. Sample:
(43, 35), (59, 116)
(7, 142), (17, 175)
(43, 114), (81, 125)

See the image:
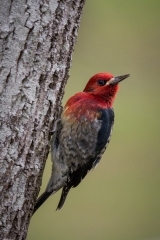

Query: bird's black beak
(109, 74), (130, 85)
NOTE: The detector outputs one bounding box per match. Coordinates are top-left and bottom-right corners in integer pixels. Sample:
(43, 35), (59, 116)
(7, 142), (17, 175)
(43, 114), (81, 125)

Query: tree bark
(0, 0), (85, 239)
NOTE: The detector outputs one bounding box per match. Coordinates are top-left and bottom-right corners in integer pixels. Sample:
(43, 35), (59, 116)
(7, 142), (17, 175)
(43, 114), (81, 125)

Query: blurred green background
(28, 1), (160, 239)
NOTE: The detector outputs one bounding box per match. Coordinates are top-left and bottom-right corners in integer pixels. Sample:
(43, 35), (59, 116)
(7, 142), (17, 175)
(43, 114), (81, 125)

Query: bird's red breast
(63, 93), (107, 123)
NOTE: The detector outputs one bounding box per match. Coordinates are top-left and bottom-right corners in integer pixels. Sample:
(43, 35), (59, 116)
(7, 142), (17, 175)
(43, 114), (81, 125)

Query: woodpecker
(33, 72), (130, 214)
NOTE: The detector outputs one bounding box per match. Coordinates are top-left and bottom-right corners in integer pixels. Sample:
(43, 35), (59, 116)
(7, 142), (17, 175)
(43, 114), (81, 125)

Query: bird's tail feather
(33, 191), (52, 215)
(56, 186), (71, 210)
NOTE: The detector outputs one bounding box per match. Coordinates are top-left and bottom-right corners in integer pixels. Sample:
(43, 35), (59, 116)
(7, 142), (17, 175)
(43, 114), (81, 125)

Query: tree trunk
(0, 0), (85, 239)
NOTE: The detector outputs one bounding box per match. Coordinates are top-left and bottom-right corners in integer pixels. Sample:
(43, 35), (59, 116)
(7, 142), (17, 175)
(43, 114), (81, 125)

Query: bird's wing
(57, 108), (114, 209)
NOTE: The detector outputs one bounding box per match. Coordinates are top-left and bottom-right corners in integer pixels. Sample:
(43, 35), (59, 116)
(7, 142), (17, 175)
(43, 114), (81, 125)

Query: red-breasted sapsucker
(33, 72), (130, 214)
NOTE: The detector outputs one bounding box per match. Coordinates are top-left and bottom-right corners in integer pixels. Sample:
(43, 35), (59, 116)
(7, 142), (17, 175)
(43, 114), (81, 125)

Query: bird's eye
(97, 79), (106, 86)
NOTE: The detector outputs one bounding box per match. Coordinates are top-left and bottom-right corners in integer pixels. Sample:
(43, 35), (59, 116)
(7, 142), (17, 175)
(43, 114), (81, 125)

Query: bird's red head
(83, 72), (130, 107)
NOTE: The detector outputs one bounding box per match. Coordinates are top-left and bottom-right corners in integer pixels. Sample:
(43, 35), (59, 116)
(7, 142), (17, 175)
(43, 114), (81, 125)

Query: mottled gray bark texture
(0, 0), (85, 239)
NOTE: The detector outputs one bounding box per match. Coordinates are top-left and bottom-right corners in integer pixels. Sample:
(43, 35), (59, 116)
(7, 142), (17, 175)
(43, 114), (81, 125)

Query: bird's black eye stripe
(97, 79), (106, 86)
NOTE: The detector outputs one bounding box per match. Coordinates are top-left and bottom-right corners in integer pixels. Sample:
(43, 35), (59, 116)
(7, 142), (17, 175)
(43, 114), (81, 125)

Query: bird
(33, 72), (130, 214)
